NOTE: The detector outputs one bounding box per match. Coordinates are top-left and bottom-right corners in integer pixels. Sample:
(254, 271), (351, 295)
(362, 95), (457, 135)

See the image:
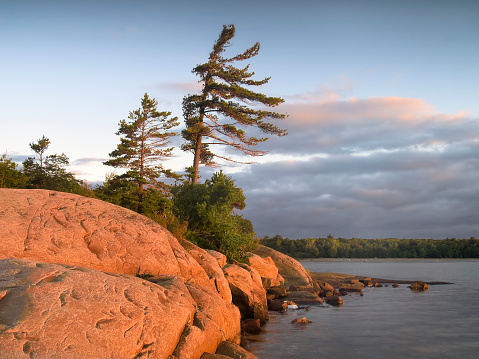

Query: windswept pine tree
(182, 24), (287, 183)
(104, 93), (179, 213)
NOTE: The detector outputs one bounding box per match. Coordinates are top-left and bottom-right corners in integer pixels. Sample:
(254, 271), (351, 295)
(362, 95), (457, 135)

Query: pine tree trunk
(192, 133), (202, 184)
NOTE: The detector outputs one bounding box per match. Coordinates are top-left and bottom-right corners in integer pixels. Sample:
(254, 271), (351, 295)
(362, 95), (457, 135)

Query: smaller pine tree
(104, 93), (179, 213)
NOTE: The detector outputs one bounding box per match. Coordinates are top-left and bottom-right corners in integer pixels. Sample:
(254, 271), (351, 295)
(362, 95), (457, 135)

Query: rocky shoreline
(0, 189), (323, 358)
(0, 189), (448, 358)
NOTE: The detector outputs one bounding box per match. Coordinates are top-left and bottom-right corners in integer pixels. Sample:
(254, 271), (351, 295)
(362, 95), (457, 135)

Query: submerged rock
(339, 281), (364, 292)
(324, 295), (344, 306)
(409, 281), (429, 291)
(291, 317), (312, 325)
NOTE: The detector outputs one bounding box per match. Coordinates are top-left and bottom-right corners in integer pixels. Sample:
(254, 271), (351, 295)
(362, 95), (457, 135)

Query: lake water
(246, 259), (479, 359)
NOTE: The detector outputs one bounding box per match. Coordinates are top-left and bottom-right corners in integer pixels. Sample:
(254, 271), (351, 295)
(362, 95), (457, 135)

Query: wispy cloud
(71, 158), (108, 166)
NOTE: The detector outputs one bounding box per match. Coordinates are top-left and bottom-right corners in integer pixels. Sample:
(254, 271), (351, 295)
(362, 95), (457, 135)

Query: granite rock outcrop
(0, 189), (242, 358)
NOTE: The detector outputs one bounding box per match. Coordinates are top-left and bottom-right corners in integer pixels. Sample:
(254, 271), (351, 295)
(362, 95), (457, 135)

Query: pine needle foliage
(104, 93), (179, 212)
(182, 24), (287, 183)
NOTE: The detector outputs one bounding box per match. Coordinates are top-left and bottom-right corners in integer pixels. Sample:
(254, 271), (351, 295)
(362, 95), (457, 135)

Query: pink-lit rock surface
(0, 258), (196, 358)
(0, 189), (212, 290)
(0, 189), (244, 358)
(223, 264), (268, 324)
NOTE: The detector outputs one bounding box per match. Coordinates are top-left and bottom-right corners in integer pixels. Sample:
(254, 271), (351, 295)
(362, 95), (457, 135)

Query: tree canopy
(182, 24), (287, 183)
(21, 136), (87, 194)
(0, 154), (26, 188)
(172, 171), (256, 261)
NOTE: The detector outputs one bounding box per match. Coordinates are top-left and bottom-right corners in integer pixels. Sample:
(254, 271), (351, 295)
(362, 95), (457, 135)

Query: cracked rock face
(246, 254), (278, 281)
(223, 264), (269, 324)
(253, 245), (315, 288)
(0, 189), (212, 289)
(0, 258), (197, 358)
(0, 189), (241, 358)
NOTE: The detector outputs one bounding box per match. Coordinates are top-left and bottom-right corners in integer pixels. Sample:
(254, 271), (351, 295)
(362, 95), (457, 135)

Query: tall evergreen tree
(104, 93), (179, 213)
(182, 24), (287, 183)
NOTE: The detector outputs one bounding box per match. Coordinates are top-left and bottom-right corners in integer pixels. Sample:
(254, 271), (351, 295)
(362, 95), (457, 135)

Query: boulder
(0, 189), (214, 292)
(266, 285), (288, 299)
(206, 250), (227, 268)
(324, 295), (343, 306)
(339, 281), (364, 292)
(291, 317), (312, 325)
(179, 238), (232, 303)
(241, 319), (262, 334)
(215, 341), (260, 359)
(317, 281), (335, 297)
(246, 253), (279, 283)
(359, 278), (373, 287)
(0, 258), (197, 358)
(223, 264), (269, 324)
(283, 291), (323, 305)
(172, 283), (241, 359)
(261, 277), (280, 290)
(267, 299), (289, 312)
(253, 245), (314, 288)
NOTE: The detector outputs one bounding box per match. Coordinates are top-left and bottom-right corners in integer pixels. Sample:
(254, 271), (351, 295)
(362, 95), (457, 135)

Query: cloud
(159, 81), (203, 93)
(256, 96), (473, 157)
(71, 158), (108, 166)
(7, 154), (30, 163)
(230, 95), (479, 239)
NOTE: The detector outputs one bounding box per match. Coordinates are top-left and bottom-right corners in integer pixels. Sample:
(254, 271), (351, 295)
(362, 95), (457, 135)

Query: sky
(1, 0), (478, 239)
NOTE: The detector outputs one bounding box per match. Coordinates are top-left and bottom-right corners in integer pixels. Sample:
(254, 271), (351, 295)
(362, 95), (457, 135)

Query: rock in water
(324, 296), (344, 306)
(409, 281), (429, 291)
(291, 317), (312, 325)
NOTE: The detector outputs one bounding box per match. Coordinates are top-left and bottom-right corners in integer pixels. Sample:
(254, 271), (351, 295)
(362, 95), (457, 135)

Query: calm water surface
(246, 259), (479, 359)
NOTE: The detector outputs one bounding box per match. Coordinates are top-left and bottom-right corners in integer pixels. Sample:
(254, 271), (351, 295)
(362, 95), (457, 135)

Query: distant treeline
(259, 235), (479, 259)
